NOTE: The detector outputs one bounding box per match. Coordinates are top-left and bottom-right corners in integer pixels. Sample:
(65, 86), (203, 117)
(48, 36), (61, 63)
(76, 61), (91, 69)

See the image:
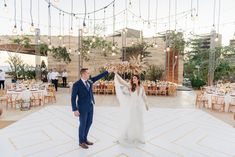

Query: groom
(71, 68), (111, 149)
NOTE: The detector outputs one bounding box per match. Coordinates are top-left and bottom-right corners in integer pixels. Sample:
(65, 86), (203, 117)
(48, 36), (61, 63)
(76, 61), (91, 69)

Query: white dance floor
(0, 106), (235, 157)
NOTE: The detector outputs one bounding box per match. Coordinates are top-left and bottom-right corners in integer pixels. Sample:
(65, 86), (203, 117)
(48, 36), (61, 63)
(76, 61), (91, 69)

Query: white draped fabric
(114, 73), (147, 145)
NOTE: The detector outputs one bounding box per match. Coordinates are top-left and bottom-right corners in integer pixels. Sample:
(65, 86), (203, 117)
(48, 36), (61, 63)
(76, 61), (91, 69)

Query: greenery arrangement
(49, 46), (71, 64)
(6, 54), (35, 79)
(124, 42), (151, 61)
(184, 37), (235, 88)
(145, 65), (164, 81)
(81, 37), (117, 61)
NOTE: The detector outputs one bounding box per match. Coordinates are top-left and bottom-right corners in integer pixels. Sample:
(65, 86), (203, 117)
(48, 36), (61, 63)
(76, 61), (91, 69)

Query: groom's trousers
(79, 108), (93, 144)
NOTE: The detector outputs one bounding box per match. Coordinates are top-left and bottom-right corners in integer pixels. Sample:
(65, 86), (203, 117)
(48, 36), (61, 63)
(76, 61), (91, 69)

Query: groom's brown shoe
(79, 143), (88, 149)
(86, 140), (94, 145)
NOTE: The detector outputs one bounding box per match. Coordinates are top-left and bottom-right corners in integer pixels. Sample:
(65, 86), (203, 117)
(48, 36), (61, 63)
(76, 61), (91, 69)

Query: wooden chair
(228, 97), (235, 112)
(159, 86), (167, 96)
(44, 87), (56, 104)
(31, 92), (43, 107)
(148, 85), (157, 95)
(92, 85), (99, 94)
(195, 91), (207, 108)
(212, 96), (225, 111)
(105, 84), (115, 95)
(7, 93), (22, 110)
(143, 85), (149, 95)
(168, 86), (177, 96)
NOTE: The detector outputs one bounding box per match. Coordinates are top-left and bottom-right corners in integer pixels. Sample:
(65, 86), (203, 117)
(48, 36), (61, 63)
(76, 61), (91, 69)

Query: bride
(114, 71), (149, 145)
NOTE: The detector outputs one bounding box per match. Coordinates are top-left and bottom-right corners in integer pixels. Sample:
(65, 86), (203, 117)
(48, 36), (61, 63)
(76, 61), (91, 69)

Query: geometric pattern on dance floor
(0, 106), (235, 157)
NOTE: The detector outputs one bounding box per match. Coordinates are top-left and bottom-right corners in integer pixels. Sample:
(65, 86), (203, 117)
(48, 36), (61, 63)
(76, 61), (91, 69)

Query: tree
(145, 65), (164, 81)
(123, 42), (151, 61)
(50, 46), (71, 64)
(6, 54), (24, 79)
(184, 37), (235, 87)
(81, 37), (117, 61)
(11, 36), (31, 48)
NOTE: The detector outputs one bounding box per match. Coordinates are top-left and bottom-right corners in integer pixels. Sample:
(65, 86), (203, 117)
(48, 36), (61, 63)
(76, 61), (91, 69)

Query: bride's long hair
(130, 75), (141, 92)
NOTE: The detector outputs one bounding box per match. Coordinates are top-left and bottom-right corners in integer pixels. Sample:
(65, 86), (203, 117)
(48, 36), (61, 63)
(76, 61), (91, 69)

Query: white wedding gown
(114, 73), (148, 145)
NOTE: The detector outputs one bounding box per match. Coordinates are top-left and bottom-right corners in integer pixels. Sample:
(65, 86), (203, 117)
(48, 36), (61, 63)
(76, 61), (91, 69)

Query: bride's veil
(114, 74), (131, 141)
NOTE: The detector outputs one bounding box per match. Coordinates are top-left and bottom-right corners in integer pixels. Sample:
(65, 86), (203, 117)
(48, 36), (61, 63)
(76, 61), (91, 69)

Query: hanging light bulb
(92, 37), (96, 43)
(112, 46), (116, 51)
(125, 28), (128, 32)
(38, 39), (41, 43)
(78, 51), (81, 55)
(148, 22), (151, 29)
(215, 35), (219, 42)
(47, 38), (51, 43)
(154, 43), (158, 48)
(30, 23), (35, 32)
(87, 50), (90, 54)
(102, 48), (105, 51)
(59, 36), (62, 40)
(48, 44), (52, 49)
(54, 0), (59, 2)
(62, 43), (66, 47)
(12, 25), (17, 34)
(112, 52), (116, 56)
(4, 3), (8, 13)
(70, 28), (73, 35)
(131, 41), (134, 45)
(90, 42), (93, 46)
(166, 46), (170, 52)
(19, 28), (24, 36)
(195, 14), (199, 20)
(68, 48), (72, 53)
(103, 35), (106, 40)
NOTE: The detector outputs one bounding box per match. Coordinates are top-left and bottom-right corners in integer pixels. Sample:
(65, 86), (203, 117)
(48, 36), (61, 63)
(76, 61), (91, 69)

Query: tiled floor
(0, 106), (235, 157)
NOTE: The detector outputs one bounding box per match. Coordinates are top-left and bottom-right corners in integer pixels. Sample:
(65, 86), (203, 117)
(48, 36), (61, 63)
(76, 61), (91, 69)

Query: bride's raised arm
(114, 72), (130, 88)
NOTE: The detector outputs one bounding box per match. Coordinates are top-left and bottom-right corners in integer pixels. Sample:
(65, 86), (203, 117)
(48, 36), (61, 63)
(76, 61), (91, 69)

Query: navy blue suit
(71, 71), (109, 144)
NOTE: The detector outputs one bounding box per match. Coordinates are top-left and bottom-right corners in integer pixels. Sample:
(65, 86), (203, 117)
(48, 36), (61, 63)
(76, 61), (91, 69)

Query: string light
(20, 0), (23, 35)
(12, 25), (17, 34)
(112, 52), (116, 56)
(215, 35), (219, 42)
(83, 0), (88, 33)
(12, 0), (17, 34)
(166, 46), (170, 52)
(30, 0), (35, 32)
(4, 1), (9, 13)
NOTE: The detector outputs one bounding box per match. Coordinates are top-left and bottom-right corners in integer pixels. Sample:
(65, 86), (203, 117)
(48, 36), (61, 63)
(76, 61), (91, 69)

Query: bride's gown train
(114, 73), (148, 145)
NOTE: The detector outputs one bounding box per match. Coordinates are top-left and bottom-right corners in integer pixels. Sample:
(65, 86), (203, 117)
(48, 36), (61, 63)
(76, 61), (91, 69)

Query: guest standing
(51, 68), (59, 91)
(62, 69), (68, 87)
(0, 69), (6, 90)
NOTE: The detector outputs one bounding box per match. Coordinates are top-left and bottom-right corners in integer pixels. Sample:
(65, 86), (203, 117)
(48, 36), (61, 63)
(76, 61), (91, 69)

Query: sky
(1, 0), (235, 67)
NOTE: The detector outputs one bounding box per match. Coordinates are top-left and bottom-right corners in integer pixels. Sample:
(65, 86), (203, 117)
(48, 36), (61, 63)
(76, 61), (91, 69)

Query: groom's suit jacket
(71, 71), (109, 113)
